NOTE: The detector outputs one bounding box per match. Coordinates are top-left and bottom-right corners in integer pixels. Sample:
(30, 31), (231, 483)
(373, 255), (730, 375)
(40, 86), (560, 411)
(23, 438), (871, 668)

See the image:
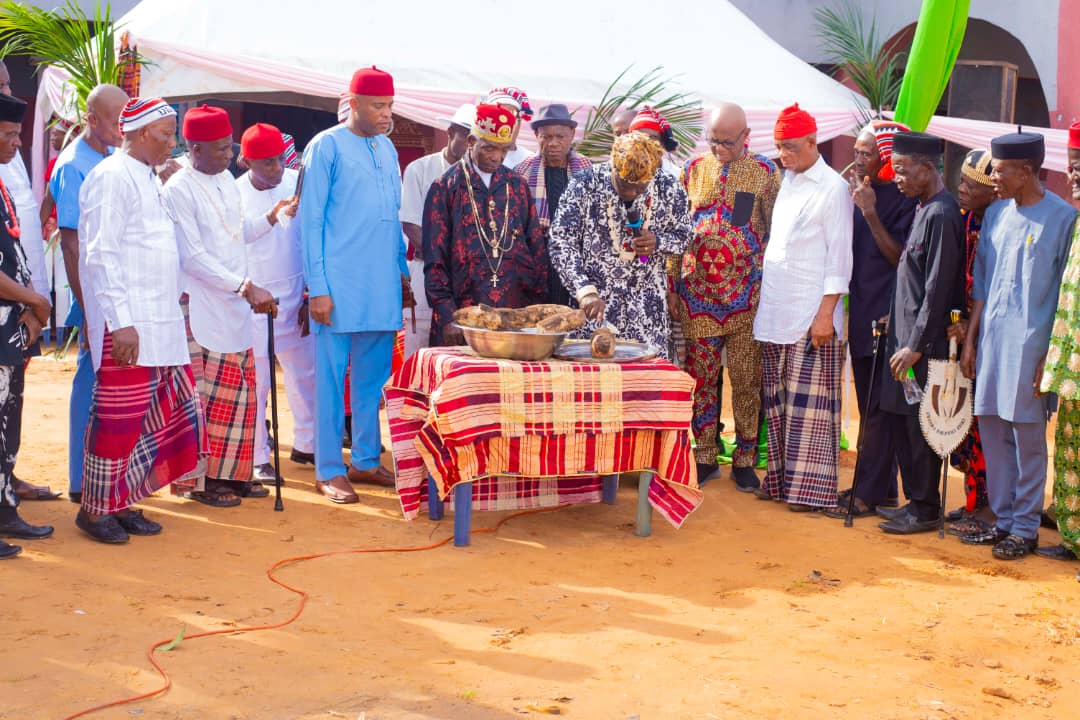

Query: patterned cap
(486, 86), (533, 121)
(961, 149), (994, 187)
(119, 97), (175, 135)
(282, 133), (299, 169)
(472, 103), (516, 145)
(860, 119), (910, 181)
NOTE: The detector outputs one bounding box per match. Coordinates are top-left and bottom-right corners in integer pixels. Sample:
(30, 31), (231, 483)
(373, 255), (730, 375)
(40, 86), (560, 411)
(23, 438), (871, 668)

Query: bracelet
(235, 278), (252, 297)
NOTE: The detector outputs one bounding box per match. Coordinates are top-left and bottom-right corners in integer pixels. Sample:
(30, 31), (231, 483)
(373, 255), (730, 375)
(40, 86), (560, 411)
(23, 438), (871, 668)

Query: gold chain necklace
(461, 157), (516, 287)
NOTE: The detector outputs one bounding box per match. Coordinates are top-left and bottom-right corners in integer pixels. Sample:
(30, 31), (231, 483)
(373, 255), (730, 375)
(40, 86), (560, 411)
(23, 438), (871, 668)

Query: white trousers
(254, 338), (316, 465)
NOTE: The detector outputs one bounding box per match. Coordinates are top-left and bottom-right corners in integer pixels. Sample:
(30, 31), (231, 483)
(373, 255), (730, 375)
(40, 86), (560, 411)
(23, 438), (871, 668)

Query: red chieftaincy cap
(773, 103), (818, 141)
(182, 104), (232, 142)
(1069, 121), (1080, 151)
(240, 123), (286, 161)
(349, 66), (395, 96)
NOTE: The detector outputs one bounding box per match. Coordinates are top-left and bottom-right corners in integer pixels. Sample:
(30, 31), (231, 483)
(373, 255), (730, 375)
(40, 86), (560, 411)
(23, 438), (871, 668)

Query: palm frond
(577, 65), (703, 161)
(0, 1), (147, 120)
(813, 0), (907, 115)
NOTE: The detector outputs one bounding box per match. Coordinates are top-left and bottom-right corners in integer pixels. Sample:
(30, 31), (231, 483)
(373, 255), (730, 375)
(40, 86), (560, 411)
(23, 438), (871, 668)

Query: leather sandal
(13, 477), (62, 501)
(316, 476), (358, 504)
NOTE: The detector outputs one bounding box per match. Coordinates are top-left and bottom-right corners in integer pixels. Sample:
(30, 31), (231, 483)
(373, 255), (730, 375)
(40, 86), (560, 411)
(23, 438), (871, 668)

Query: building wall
(728, 0), (1063, 112)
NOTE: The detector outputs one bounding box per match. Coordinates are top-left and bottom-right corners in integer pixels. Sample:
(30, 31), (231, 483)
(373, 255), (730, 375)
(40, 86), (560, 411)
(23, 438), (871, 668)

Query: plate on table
(552, 339), (659, 363)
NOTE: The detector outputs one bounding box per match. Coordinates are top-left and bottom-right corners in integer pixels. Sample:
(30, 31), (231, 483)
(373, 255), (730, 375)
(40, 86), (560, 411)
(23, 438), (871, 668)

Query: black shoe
(115, 509), (162, 536)
(1041, 510), (1058, 530)
(696, 462), (719, 486)
(289, 449), (315, 465)
(961, 525), (1009, 546)
(732, 466), (760, 493)
(876, 503), (912, 521)
(0, 515), (54, 539)
(0, 539), (21, 558)
(992, 534), (1037, 560)
(68, 491), (82, 504)
(1034, 544), (1077, 562)
(879, 513), (939, 535)
(75, 510), (129, 544)
(945, 506), (969, 522)
(880, 495), (900, 508)
(753, 486), (773, 501)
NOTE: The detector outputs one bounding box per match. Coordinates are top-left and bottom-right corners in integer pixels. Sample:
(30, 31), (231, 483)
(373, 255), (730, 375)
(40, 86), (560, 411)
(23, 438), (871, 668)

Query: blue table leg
(453, 482), (472, 547)
(601, 474), (618, 505)
(635, 472), (653, 537)
(427, 475), (444, 521)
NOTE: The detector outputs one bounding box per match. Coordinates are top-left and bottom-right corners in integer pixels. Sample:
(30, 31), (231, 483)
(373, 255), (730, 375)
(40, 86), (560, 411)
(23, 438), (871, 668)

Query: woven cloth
(385, 347), (702, 527)
(82, 331), (207, 515)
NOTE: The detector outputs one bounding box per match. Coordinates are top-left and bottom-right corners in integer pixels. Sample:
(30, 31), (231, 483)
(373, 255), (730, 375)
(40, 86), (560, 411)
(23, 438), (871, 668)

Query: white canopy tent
(33, 0), (868, 194)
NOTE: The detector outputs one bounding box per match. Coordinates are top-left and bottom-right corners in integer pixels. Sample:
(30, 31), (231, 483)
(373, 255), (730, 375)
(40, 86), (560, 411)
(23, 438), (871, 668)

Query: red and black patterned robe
(422, 160), (549, 345)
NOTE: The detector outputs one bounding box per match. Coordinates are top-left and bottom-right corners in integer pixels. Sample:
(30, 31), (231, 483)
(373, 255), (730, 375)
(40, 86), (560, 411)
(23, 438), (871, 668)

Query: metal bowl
(453, 323), (567, 361)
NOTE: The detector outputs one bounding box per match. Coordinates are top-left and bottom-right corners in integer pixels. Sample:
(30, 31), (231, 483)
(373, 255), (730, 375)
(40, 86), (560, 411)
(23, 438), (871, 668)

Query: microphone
(626, 208), (648, 264)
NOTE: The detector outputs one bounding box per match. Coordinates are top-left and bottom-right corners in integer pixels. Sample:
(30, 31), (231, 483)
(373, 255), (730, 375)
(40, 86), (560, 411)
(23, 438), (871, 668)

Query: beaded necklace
(605, 175), (654, 262)
(0, 179), (20, 239)
(461, 157), (517, 287)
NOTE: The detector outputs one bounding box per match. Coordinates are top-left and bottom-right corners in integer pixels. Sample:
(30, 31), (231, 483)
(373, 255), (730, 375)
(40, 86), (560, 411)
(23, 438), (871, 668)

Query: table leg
(635, 472), (653, 538)
(427, 475), (444, 521)
(601, 474), (618, 505)
(453, 482), (472, 547)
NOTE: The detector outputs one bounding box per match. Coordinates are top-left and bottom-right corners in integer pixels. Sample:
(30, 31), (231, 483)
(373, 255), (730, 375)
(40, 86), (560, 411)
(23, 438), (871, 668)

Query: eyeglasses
(706, 128), (747, 149)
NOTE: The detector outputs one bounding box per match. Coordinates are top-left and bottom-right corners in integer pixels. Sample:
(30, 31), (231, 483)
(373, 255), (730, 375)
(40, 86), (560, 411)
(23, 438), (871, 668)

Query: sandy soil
(2, 353), (1079, 720)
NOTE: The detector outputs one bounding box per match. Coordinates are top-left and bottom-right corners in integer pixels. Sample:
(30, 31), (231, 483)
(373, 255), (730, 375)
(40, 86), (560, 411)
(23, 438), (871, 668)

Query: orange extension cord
(62, 505), (566, 720)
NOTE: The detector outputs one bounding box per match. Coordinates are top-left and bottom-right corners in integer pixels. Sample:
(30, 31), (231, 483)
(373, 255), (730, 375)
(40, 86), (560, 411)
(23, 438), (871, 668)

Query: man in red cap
(236, 123), (315, 484)
(164, 104), (278, 508)
(823, 120), (917, 519)
(299, 66), (407, 504)
(423, 102), (548, 346)
(753, 103), (853, 512)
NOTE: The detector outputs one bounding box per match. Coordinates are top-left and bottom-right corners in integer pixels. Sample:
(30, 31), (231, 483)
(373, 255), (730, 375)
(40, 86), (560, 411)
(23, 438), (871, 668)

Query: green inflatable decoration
(893, 0), (970, 132)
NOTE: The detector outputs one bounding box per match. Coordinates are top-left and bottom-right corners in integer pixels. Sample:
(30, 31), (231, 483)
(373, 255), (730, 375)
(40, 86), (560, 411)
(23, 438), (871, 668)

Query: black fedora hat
(531, 104), (577, 131)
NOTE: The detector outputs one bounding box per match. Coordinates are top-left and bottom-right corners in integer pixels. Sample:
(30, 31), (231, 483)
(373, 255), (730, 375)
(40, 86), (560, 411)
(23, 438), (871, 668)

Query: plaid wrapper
(82, 332), (207, 515)
(181, 297), (256, 486)
(760, 337), (844, 507)
(385, 347), (702, 527)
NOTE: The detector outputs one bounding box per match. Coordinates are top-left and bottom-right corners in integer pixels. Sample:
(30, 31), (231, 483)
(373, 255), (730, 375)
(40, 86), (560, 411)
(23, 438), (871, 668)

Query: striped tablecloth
(385, 347), (702, 528)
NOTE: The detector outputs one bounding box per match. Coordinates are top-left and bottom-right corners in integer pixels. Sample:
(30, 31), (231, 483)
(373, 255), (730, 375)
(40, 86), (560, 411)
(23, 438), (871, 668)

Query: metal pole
(845, 320), (883, 527)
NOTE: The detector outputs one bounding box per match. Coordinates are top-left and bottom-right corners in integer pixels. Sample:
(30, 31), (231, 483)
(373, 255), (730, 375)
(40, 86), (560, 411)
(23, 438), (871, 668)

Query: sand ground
(2, 352), (1079, 720)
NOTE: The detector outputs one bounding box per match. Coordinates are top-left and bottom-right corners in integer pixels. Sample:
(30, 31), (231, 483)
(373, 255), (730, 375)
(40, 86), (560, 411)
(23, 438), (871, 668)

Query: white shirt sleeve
(399, 158), (424, 227)
(82, 170), (134, 331)
(821, 178), (854, 296)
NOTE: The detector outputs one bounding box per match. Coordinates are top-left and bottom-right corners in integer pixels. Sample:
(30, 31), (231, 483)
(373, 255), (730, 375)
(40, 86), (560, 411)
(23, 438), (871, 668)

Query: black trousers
(887, 410), (941, 521)
(851, 353), (900, 505)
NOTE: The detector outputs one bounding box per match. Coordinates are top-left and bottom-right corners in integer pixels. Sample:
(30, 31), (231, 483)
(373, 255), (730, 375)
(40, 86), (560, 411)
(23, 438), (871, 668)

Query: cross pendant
(492, 274), (499, 288)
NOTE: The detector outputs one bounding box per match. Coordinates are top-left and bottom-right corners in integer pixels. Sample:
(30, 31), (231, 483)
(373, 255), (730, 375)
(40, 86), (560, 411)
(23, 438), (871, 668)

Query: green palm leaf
(576, 65), (703, 161)
(814, 0), (907, 123)
(0, 0), (146, 120)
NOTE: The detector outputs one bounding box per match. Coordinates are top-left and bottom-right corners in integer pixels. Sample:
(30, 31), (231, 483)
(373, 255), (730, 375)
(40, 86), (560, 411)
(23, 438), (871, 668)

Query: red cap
(349, 66), (394, 96)
(182, 104), (232, 142)
(774, 103), (817, 141)
(472, 103), (516, 145)
(629, 106), (670, 135)
(240, 123), (286, 161)
(1069, 121), (1080, 151)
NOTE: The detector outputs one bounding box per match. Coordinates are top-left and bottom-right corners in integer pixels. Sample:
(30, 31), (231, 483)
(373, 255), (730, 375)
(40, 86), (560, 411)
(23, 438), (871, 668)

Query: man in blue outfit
(49, 83), (128, 504)
(960, 132), (1079, 560)
(300, 66), (407, 504)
